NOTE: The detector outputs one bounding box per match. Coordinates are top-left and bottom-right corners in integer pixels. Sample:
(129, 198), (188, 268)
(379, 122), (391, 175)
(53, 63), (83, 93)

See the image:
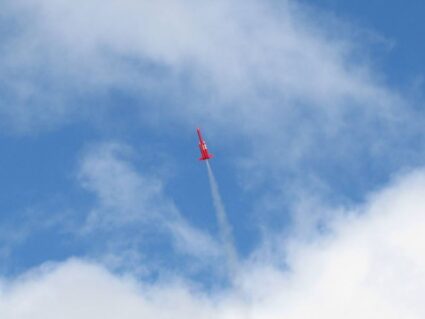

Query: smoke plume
(206, 161), (239, 276)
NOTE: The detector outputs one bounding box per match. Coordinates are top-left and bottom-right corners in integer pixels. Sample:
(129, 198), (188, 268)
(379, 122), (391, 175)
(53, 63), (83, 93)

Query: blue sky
(306, 0), (425, 84)
(0, 0), (425, 317)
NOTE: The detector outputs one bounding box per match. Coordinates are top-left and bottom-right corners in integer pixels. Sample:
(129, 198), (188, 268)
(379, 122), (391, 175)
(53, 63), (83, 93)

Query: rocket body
(197, 128), (213, 160)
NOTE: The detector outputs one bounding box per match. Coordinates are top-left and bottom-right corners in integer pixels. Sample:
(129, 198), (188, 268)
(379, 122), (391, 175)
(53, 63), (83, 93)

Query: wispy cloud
(77, 142), (221, 270)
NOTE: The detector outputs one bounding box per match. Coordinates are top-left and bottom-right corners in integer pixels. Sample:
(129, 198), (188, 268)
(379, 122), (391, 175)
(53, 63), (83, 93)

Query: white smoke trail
(205, 160), (239, 276)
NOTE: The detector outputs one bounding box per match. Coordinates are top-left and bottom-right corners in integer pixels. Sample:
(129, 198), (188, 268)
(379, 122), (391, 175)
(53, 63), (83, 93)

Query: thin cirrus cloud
(77, 142), (221, 264)
(1, 169), (425, 318)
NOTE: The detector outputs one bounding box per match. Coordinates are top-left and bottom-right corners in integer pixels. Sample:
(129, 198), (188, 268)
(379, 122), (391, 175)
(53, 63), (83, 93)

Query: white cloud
(1, 168), (425, 318)
(77, 142), (220, 263)
(0, 0), (409, 125)
(12, 0), (388, 106)
(2, 0), (422, 199)
(0, 259), (214, 319)
(78, 142), (164, 229)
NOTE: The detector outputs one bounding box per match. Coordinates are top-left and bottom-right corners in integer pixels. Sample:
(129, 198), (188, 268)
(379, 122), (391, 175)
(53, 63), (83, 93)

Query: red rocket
(197, 128), (213, 160)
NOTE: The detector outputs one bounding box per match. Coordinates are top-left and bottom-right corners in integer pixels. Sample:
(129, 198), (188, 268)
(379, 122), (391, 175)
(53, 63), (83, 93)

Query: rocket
(197, 128), (213, 160)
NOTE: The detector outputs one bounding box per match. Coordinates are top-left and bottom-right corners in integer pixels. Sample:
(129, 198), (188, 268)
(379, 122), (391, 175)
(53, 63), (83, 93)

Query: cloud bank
(1, 169), (425, 318)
